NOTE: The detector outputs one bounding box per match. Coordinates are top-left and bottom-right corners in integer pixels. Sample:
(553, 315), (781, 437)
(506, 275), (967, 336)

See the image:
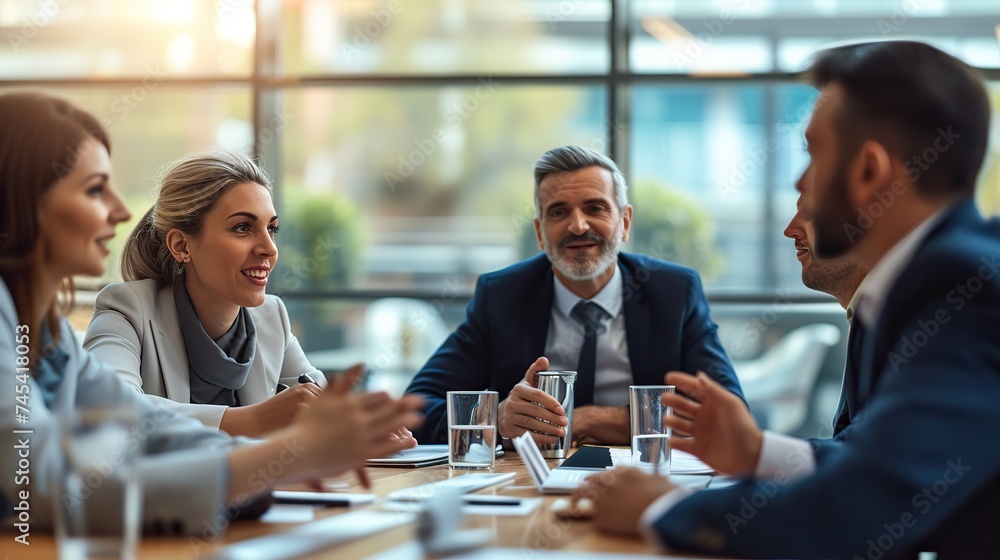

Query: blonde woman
(0, 92), (422, 532)
(82, 150), (406, 440)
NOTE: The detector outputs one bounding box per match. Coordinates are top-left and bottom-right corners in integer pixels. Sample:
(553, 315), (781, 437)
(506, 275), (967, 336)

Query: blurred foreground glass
(446, 391), (498, 469)
(629, 385), (675, 473)
(54, 406), (142, 560)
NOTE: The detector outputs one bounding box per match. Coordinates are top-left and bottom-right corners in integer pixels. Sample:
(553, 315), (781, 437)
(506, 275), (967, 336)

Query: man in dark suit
(405, 145), (744, 445)
(578, 41), (1000, 558)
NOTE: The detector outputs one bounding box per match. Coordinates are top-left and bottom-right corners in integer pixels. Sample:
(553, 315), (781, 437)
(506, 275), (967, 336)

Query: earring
(175, 261), (184, 276)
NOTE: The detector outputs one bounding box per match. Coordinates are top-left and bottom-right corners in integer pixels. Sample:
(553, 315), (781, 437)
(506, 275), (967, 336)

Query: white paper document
(382, 495), (543, 516)
(207, 510), (414, 560)
(368, 544), (724, 560)
(387, 472), (517, 502)
(366, 444), (450, 467)
(609, 448), (715, 474)
(260, 504), (316, 524)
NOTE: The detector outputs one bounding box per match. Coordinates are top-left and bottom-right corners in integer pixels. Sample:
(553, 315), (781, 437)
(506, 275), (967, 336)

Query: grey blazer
(0, 277), (232, 533)
(83, 279), (322, 429)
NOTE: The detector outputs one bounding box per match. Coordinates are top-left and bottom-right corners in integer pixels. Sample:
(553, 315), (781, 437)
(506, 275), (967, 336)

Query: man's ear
(849, 140), (893, 209)
(165, 229), (190, 263)
(534, 216), (544, 252)
(620, 205), (633, 243)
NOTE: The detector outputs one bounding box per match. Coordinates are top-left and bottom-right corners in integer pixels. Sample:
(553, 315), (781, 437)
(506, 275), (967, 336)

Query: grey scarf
(174, 278), (256, 406)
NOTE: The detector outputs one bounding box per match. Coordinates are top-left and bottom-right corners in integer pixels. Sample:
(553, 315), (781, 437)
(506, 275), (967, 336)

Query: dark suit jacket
(405, 252), (743, 443)
(655, 201), (1000, 559)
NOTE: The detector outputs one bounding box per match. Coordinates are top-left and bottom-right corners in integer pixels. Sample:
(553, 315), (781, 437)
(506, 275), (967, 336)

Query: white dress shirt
(543, 263), (633, 407)
(640, 208), (948, 546)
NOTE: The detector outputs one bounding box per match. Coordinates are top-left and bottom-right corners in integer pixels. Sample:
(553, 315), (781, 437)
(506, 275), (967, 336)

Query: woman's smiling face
(38, 137), (131, 279)
(182, 181), (279, 310)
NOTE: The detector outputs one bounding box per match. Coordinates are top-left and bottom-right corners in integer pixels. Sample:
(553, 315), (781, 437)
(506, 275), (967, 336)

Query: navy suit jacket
(405, 252), (743, 443)
(655, 201), (1000, 559)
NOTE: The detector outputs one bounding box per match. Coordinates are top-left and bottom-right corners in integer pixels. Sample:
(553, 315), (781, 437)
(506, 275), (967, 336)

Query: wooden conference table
(16, 449), (717, 559)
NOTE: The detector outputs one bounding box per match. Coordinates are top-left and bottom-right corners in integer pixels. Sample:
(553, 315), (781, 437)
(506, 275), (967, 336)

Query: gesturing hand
(663, 371), (763, 477)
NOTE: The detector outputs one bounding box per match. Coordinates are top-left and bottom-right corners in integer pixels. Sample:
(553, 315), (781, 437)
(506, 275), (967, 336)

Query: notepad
(608, 447), (715, 474)
(382, 495), (542, 516)
(366, 444), (449, 468)
(206, 510), (414, 560)
(558, 445), (613, 470)
(366, 444), (504, 468)
(386, 472), (517, 502)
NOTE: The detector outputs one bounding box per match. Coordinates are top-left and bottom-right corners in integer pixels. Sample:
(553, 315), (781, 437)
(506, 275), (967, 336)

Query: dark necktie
(833, 314), (867, 435)
(571, 301), (609, 408)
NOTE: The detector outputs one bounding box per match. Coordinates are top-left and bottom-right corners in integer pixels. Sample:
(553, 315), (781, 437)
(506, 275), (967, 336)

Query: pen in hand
(277, 374), (320, 394)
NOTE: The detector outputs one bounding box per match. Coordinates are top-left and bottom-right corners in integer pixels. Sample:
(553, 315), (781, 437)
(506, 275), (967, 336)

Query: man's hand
(664, 371), (763, 477)
(573, 468), (677, 537)
(390, 427), (418, 449)
(572, 406), (630, 446)
(497, 357), (568, 445)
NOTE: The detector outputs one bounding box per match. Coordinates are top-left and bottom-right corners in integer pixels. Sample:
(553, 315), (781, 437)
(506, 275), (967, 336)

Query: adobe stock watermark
(877, 0), (936, 38)
(188, 438), (306, 554)
(726, 444), (812, 533)
(843, 126), (960, 245)
(725, 288), (800, 359)
(383, 77), (498, 192)
(520, 469), (623, 559)
(508, 119), (627, 234)
(341, 0), (408, 62)
(853, 458), (969, 560)
(218, 0), (247, 15)
(886, 252), (999, 372)
(6, 0), (69, 52)
(62, 65), (170, 138)
(271, 233), (340, 294)
(544, 0), (583, 30)
(670, 0), (753, 69)
(59, 403), (176, 512)
(368, 276), (464, 373)
(238, 106), (294, 152)
(717, 90), (833, 201)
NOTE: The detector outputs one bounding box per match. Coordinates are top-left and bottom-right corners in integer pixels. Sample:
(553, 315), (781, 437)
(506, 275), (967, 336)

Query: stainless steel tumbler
(535, 371), (577, 458)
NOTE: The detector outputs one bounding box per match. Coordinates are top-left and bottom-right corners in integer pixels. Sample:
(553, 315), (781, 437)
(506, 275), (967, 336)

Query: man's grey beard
(543, 222), (624, 281)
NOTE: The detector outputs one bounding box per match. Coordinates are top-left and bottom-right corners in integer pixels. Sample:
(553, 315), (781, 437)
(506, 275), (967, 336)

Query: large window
(5, 0), (998, 296)
(3, 1), (1000, 380)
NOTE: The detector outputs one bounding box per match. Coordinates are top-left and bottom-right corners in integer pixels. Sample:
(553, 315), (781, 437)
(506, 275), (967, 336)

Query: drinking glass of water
(446, 391), (498, 469)
(54, 405), (142, 560)
(629, 385), (675, 473)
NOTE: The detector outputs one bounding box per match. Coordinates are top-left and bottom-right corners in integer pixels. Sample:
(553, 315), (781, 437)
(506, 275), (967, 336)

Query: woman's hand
(292, 390), (425, 479)
(220, 383), (321, 437)
(225, 389), (424, 502)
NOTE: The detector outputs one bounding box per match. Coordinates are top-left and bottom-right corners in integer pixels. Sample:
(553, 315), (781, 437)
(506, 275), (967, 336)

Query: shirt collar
(553, 261), (623, 320)
(844, 282), (865, 324)
(855, 208), (948, 328)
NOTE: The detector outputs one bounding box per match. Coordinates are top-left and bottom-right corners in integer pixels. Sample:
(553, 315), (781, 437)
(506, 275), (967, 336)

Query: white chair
(733, 323), (841, 434)
(363, 298), (451, 397)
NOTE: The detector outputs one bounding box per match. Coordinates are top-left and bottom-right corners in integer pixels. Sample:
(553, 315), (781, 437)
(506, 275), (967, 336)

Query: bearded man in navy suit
(405, 145), (744, 445)
(579, 41), (1000, 559)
